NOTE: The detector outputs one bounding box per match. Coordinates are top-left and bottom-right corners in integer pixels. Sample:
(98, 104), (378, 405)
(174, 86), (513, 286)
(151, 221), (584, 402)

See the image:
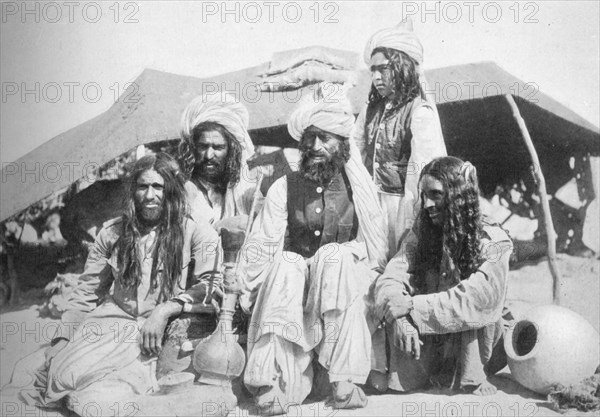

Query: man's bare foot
(462, 380), (497, 396)
(331, 381), (368, 409)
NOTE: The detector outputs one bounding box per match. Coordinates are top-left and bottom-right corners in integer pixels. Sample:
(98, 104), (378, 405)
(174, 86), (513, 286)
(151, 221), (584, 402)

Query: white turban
(180, 93), (257, 223)
(363, 19), (445, 170)
(287, 87), (355, 141)
(180, 93), (255, 158)
(363, 20), (423, 65)
(288, 83), (388, 270)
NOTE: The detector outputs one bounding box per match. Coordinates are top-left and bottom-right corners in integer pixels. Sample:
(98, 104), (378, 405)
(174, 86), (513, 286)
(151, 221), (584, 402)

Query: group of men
(3, 22), (514, 417)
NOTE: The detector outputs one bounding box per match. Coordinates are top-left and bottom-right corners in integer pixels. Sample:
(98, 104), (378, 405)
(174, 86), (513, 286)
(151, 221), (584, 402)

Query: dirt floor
(1, 254), (598, 416)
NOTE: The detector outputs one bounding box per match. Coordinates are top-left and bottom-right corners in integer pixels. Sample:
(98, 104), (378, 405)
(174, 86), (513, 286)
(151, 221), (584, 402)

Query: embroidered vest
(364, 97), (423, 194)
(284, 170), (358, 258)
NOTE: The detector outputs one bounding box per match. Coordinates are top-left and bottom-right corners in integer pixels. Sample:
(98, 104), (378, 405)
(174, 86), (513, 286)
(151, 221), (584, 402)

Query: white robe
(240, 176), (380, 406)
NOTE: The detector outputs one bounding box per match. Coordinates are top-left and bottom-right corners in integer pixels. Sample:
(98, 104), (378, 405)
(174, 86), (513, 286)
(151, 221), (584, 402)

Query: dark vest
(284, 170), (359, 258)
(364, 97), (423, 194)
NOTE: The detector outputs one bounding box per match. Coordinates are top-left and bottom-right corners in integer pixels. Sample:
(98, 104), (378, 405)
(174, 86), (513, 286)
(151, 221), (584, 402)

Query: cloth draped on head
(287, 83), (388, 270)
(180, 93), (256, 220)
(180, 93), (255, 160)
(287, 85), (356, 142)
(363, 18), (423, 66)
(363, 18), (444, 156)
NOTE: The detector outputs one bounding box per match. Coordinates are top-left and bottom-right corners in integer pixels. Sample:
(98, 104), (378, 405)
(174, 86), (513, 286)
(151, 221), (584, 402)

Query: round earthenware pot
(505, 305), (599, 394)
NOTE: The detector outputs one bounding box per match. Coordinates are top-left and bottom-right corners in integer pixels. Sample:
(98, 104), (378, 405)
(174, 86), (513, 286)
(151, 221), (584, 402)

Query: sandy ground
(1, 254), (598, 416)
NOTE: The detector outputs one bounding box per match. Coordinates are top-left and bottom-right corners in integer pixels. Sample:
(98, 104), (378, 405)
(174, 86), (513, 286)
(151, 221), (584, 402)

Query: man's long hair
(118, 152), (188, 300)
(367, 47), (424, 112)
(179, 121), (243, 193)
(415, 156), (484, 281)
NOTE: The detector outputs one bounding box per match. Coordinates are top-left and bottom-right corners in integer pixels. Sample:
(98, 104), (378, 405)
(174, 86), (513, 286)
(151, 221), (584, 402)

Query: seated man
(373, 156), (513, 395)
(165, 93), (259, 381)
(179, 93), (258, 225)
(240, 86), (388, 413)
(10, 153), (220, 415)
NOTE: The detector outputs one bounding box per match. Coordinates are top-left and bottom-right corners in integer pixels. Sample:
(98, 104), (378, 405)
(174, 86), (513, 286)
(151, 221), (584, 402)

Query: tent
(2, 48), (599, 224)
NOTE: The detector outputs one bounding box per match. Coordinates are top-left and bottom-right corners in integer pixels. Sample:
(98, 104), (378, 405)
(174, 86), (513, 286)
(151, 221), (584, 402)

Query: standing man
(180, 93), (258, 225)
(240, 85), (388, 413)
(353, 19), (447, 256)
(13, 153), (220, 415)
(373, 156), (513, 395)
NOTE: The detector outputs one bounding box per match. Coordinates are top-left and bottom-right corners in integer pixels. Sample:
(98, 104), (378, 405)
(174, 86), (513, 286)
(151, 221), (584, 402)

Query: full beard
(136, 205), (163, 228)
(192, 162), (229, 194)
(300, 152), (347, 185)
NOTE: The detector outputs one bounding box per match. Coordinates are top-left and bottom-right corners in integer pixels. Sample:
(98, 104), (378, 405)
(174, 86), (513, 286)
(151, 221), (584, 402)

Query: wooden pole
(505, 94), (561, 304)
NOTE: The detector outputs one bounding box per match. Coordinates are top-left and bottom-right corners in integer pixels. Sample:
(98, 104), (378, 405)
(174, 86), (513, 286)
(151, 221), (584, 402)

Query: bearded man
(9, 153), (220, 415)
(239, 86), (388, 413)
(180, 93), (257, 225)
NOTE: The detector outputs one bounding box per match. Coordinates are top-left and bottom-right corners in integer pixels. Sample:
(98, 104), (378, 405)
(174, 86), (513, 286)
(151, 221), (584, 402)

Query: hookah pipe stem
(235, 169), (264, 274)
(222, 170), (264, 311)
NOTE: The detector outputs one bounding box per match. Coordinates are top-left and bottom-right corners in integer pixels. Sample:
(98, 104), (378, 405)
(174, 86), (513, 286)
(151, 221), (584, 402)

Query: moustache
(304, 150), (329, 159)
(199, 159), (223, 169)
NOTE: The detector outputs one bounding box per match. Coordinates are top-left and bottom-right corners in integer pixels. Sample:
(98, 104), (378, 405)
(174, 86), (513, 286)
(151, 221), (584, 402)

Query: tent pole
(505, 94), (561, 305)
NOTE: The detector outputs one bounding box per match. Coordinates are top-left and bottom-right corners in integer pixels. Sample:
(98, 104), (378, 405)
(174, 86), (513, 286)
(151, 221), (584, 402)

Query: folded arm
(374, 227), (420, 311)
(410, 232), (513, 335)
(173, 220), (221, 306)
(141, 220), (220, 355)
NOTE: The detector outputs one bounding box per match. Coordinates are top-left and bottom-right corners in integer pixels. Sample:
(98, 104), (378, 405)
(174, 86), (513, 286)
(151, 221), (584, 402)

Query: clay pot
(192, 260), (246, 386)
(192, 320), (246, 386)
(505, 305), (600, 394)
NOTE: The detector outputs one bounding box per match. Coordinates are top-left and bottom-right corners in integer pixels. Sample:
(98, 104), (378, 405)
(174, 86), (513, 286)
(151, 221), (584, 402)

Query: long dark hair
(118, 152), (188, 300)
(179, 121), (243, 193)
(415, 156), (484, 281)
(368, 47), (424, 112)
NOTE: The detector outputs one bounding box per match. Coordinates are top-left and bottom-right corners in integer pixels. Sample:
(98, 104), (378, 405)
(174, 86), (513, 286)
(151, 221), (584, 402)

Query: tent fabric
(259, 62), (357, 92)
(263, 45), (359, 75)
(2, 54), (599, 222)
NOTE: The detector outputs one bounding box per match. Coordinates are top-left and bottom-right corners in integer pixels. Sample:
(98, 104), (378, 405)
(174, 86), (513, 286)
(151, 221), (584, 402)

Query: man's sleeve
(54, 226), (116, 341)
(175, 221), (220, 305)
(373, 228), (419, 309)
(405, 105), (447, 203)
(239, 176), (288, 291)
(240, 166), (261, 216)
(410, 227), (513, 335)
(350, 103), (368, 163)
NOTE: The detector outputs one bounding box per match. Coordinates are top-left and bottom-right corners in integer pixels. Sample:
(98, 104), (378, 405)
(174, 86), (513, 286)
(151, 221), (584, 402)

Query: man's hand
(393, 317), (422, 360)
(381, 292), (413, 322)
(140, 301), (181, 356)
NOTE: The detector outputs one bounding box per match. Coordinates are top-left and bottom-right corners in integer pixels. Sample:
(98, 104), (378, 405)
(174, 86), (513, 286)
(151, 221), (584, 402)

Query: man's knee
(256, 253), (307, 300)
(273, 251), (307, 275)
(311, 243), (351, 267)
